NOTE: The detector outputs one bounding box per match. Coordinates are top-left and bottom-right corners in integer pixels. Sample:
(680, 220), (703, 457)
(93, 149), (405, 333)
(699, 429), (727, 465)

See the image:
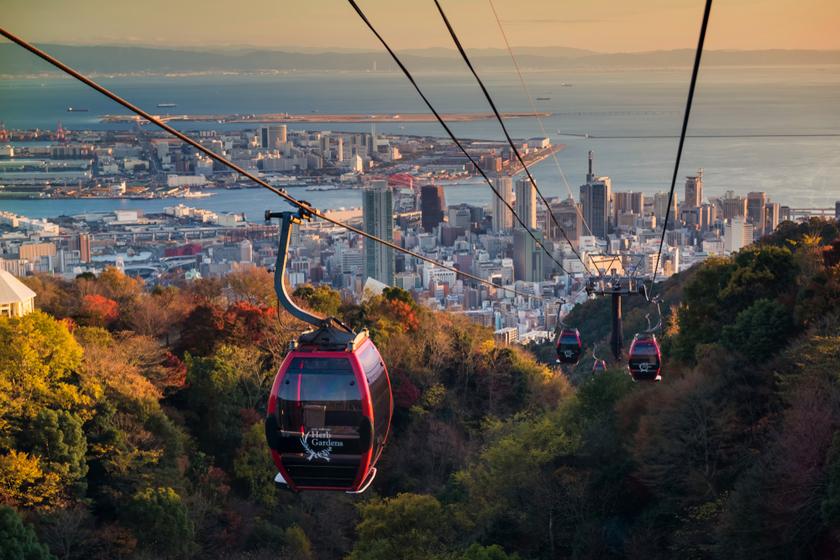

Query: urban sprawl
(1, 123), (835, 342)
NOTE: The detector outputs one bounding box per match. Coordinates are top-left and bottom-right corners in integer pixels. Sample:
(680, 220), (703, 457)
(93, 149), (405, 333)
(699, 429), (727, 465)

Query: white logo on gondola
(638, 363), (653, 373)
(300, 428), (343, 462)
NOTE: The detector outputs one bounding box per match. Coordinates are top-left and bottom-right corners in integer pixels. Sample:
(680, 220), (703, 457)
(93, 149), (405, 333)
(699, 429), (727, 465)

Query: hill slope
(0, 218), (839, 559)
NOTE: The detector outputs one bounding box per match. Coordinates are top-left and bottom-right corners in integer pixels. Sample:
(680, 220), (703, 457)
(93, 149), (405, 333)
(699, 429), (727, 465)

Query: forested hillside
(2, 218), (839, 559)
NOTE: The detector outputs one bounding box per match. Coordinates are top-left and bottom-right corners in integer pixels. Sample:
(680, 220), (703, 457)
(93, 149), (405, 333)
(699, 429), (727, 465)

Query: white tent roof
(0, 270), (36, 305)
(361, 277), (388, 301)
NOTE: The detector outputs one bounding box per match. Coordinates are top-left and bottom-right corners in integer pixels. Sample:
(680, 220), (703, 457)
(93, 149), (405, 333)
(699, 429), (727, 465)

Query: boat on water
(180, 189), (214, 198)
(67, 107), (88, 112)
(157, 103), (177, 108)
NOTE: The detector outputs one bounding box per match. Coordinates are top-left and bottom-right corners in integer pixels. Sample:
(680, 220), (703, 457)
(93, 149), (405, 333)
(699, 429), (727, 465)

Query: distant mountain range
(1, 44), (838, 76)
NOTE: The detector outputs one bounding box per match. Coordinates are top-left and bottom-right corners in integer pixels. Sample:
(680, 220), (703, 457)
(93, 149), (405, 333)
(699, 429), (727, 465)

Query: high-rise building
(835, 201), (840, 220)
(764, 202), (781, 235)
(547, 197), (582, 244)
(720, 191), (748, 220)
(513, 228), (544, 282)
(69, 233), (91, 263)
(258, 124), (287, 149)
(363, 180), (394, 285)
(580, 152), (611, 238)
(700, 203), (717, 231)
(480, 153), (503, 174)
(684, 170), (704, 208)
(654, 192), (679, 229)
(19, 242), (56, 262)
(449, 204), (473, 229)
(420, 184), (446, 233)
(747, 191), (767, 237)
(724, 216), (754, 254)
(514, 178), (537, 230)
(613, 191), (645, 221)
(491, 176), (514, 232)
(239, 239), (253, 263)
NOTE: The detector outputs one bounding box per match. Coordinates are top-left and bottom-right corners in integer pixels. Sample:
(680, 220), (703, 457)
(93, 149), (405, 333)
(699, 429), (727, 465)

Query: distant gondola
(627, 333), (662, 382)
(592, 359), (607, 374)
(556, 328), (582, 364)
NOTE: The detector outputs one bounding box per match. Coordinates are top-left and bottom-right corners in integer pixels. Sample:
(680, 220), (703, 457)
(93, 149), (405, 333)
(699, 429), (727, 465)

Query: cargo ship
(157, 103), (177, 108)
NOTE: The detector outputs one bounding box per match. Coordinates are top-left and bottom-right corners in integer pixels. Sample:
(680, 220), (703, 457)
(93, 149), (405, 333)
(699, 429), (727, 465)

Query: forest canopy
(2, 218), (839, 559)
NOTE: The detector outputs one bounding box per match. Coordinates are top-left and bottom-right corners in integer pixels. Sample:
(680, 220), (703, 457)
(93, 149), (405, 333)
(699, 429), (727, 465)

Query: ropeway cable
(0, 27), (542, 301)
(651, 0), (713, 287)
(345, 0), (572, 277)
(433, 0), (592, 277)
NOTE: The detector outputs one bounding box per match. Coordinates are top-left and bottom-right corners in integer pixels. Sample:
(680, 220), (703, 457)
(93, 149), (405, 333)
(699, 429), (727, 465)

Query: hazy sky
(2, 0), (839, 52)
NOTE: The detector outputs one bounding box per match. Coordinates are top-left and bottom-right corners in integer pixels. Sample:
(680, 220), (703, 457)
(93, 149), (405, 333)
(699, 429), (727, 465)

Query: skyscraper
(491, 175), (514, 232)
(654, 191), (679, 228)
(363, 180), (394, 285)
(420, 184), (446, 233)
(513, 228), (544, 282)
(747, 191), (767, 238)
(514, 178), (537, 230)
(764, 202), (780, 235)
(719, 191), (747, 220)
(579, 152), (611, 238)
(547, 197), (582, 245)
(684, 170), (704, 208)
(613, 191), (645, 221)
(724, 217), (754, 254)
(258, 124), (287, 149)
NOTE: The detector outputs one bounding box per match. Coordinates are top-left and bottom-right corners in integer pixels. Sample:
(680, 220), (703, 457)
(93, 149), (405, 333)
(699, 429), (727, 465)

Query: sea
(1, 65), (839, 219)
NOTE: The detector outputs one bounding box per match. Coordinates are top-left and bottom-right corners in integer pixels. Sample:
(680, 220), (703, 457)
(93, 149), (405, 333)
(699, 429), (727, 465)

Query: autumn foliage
(4, 227), (840, 559)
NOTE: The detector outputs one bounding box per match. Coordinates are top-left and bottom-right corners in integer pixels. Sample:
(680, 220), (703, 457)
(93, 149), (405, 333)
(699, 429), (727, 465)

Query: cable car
(556, 328), (582, 364)
(627, 296), (663, 382)
(592, 358), (607, 374)
(265, 323), (392, 492)
(264, 209), (393, 493)
(628, 334), (661, 382)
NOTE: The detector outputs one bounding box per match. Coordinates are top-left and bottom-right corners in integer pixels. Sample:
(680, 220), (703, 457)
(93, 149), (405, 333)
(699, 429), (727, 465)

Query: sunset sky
(2, 0), (839, 52)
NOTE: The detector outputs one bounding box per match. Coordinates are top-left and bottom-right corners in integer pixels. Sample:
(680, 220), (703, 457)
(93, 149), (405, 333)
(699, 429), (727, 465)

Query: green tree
(124, 487), (194, 559)
(453, 410), (581, 558)
(293, 283), (342, 317)
(232, 423), (277, 506)
(185, 345), (266, 458)
(349, 493), (452, 560)
(282, 524), (313, 560)
(0, 506), (54, 560)
(457, 543), (521, 560)
(19, 410), (88, 498)
(721, 299), (795, 363)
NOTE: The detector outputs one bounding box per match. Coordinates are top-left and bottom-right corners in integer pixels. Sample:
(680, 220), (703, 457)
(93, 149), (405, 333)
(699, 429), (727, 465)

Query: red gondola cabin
(627, 333), (662, 382)
(265, 327), (393, 493)
(556, 328), (583, 364)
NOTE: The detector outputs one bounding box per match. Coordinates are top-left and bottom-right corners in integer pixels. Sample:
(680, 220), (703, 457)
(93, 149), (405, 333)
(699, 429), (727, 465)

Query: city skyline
(3, 0), (840, 52)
